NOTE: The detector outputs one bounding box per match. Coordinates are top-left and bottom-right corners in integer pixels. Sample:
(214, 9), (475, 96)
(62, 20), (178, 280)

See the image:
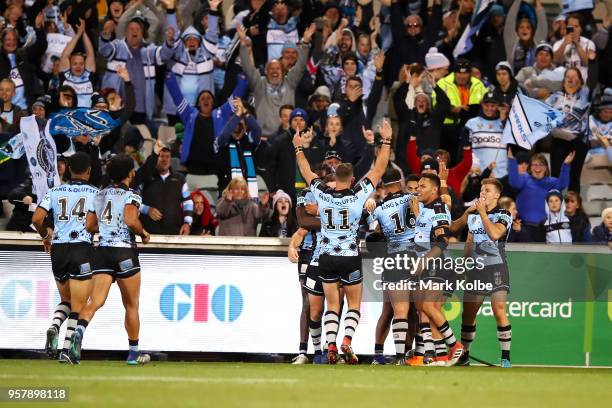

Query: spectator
(133, 143), (194, 235)
(435, 58), (486, 163)
(58, 18), (96, 107)
(515, 42), (563, 100)
(591, 207), (612, 243)
(587, 87), (612, 163)
(239, 0), (273, 68)
(266, 0), (299, 61)
(544, 189), (572, 243)
(564, 190), (591, 242)
(0, 79), (26, 134)
(553, 13), (596, 82)
(492, 61), (518, 105)
(469, 4), (507, 82)
(216, 98), (262, 194)
(307, 86), (332, 135)
(320, 104), (348, 159)
(546, 67), (590, 192)
(31, 96), (47, 120)
(504, 0), (548, 73)
(6, 175), (34, 232)
(237, 23), (311, 137)
(116, 0), (164, 43)
(161, 0), (221, 121)
(216, 178), (270, 236)
(190, 189), (218, 235)
(461, 163), (494, 204)
(259, 189), (297, 237)
(0, 22), (47, 109)
(499, 195), (530, 242)
(507, 150), (574, 242)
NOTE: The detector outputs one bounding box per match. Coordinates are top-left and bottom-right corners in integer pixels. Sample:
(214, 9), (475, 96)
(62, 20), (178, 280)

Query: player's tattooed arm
(86, 211), (99, 234)
(366, 118), (392, 186)
(124, 203), (150, 244)
(293, 129), (318, 185)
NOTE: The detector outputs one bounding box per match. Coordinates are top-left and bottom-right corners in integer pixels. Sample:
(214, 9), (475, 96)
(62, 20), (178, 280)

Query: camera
(567, 26), (574, 33)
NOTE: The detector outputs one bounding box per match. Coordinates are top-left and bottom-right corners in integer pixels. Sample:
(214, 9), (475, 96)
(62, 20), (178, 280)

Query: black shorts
(419, 257), (455, 298)
(92, 246), (141, 280)
(303, 264), (324, 296)
(50, 243), (94, 282)
(298, 250), (313, 283)
(318, 254), (362, 286)
(465, 263), (510, 296)
(382, 251), (419, 284)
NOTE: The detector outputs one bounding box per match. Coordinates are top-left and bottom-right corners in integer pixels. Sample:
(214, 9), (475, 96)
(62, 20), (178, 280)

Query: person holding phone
(553, 13), (596, 81)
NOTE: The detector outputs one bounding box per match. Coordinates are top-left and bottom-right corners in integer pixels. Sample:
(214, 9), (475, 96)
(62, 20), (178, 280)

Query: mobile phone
(567, 26), (574, 33)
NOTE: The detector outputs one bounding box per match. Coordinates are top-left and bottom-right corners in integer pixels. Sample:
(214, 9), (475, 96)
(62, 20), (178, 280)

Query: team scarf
(229, 142), (258, 200)
(49, 108), (121, 138)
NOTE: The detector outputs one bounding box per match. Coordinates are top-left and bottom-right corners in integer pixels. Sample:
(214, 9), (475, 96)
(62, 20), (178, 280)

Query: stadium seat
(585, 183), (612, 202)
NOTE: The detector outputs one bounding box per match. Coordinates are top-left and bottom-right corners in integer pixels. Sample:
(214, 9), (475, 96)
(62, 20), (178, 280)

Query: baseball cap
(455, 58), (470, 73)
(325, 150), (342, 161)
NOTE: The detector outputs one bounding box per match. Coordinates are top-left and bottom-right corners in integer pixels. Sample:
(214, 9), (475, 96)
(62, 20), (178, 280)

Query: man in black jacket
(132, 144), (194, 235)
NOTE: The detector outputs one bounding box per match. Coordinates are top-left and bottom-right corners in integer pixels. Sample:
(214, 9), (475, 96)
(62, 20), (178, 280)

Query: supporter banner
(0, 247), (609, 366)
(41, 33), (71, 74)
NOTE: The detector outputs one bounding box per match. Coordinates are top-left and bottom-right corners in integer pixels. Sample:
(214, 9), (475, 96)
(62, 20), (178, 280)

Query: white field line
(0, 373), (298, 385)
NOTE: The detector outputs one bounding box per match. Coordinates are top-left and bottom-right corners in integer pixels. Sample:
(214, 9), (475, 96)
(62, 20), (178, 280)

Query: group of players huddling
(32, 121), (511, 368)
(288, 119), (513, 367)
(33, 153), (151, 365)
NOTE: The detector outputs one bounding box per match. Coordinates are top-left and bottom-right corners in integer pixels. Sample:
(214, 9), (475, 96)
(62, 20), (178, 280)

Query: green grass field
(0, 360), (611, 407)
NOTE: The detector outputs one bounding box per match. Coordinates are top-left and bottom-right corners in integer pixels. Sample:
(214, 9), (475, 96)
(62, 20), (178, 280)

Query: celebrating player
(459, 178), (513, 368)
(32, 153), (98, 363)
(68, 155), (151, 365)
(293, 120), (392, 364)
(365, 168), (417, 364)
(412, 174), (464, 366)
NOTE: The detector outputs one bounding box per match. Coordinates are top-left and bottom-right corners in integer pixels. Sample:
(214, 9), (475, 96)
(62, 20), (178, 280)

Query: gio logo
(160, 284), (243, 322)
(1, 280), (59, 318)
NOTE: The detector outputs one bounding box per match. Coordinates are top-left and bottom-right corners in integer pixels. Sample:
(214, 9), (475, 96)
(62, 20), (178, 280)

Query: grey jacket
(216, 198), (270, 236)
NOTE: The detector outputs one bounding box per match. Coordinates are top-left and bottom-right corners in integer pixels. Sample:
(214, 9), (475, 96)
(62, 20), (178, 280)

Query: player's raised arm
(293, 129), (318, 185)
(124, 204), (150, 244)
(365, 119), (392, 186)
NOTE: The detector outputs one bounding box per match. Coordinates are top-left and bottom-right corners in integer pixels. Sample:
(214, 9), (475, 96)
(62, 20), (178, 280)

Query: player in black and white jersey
(292, 120), (392, 364)
(68, 155), (151, 365)
(32, 153), (98, 362)
(365, 168), (418, 364)
(459, 178), (513, 368)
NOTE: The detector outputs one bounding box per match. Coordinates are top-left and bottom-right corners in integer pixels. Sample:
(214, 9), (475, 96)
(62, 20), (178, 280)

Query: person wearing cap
(515, 42), (562, 100)
(463, 90), (509, 188)
(237, 21), (310, 137)
(133, 140), (195, 236)
(492, 61), (518, 105)
(307, 86), (331, 134)
(425, 47), (450, 81)
(434, 58), (486, 160)
(553, 13), (596, 82)
(99, 9), (162, 122)
(504, 0), (548, 73)
(267, 0), (299, 61)
(58, 18), (96, 108)
(0, 78), (26, 134)
(159, 0), (221, 120)
(280, 42), (299, 72)
(586, 87), (612, 163)
(32, 97), (47, 120)
(543, 189), (573, 243)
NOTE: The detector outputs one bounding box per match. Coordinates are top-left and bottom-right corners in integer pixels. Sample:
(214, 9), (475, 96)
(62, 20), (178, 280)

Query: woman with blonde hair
(216, 178), (270, 236)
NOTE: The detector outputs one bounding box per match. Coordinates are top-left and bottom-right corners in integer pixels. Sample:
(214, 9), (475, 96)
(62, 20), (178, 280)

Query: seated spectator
(591, 207), (612, 243)
(237, 23), (311, 137)
(0, 79), (26, 134)
(133, 142), (194, 235)
(515, 42), (563, 100)
(216, 178), (270, 237)
(6, 176), (34, 232)
(508, 150), (574, 242)
(58, 18), (96, 108)
(553, 13), (596, 82)
(259, 189), (297, 237)
(544, 189), (573, 243)
(564, 190), (591, 242)
(587, 88), (612, 163)
(504, 0), (548, 73)
(190, 190), (218, 235)
(546, 67), (590, 191)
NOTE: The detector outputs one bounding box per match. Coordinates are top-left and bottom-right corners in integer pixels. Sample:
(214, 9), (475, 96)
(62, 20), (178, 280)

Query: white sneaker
(291, 354), (309, 364)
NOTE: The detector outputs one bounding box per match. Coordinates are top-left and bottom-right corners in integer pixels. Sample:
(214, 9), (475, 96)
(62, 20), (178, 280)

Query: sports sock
(309, 319), (322, 355)
(343, 309), (361, 343)
(324, 311), (339, 347)
(420, 322), (434, 355)
(374, 343), (384, 356)
(497, 325), (511, 360)
(437, 321), (457, 348)
(461, 324), (476, 355)
(129, 339), (139, 353)
(414, 334), (424, 356)
(63, 312), (78, 351)
(50, 301), (71, 332)
(299, 342), (307, 355)
(75, 319), (89, 337)
(434, 339), (447, 357)
(392, 319), (409, 358)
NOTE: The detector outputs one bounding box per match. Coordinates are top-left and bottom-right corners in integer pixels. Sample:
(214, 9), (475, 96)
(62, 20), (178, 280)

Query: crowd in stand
(0, 0), (610, 243)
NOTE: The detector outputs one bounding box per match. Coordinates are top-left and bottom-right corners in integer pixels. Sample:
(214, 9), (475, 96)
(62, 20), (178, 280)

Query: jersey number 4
(323, 207), (350, 230)
(101, 200), (113, 225)
(57, 197), (86, 222)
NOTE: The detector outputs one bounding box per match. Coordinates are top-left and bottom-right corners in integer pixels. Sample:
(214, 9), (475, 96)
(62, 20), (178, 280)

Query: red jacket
(406, 138), (472, 193)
